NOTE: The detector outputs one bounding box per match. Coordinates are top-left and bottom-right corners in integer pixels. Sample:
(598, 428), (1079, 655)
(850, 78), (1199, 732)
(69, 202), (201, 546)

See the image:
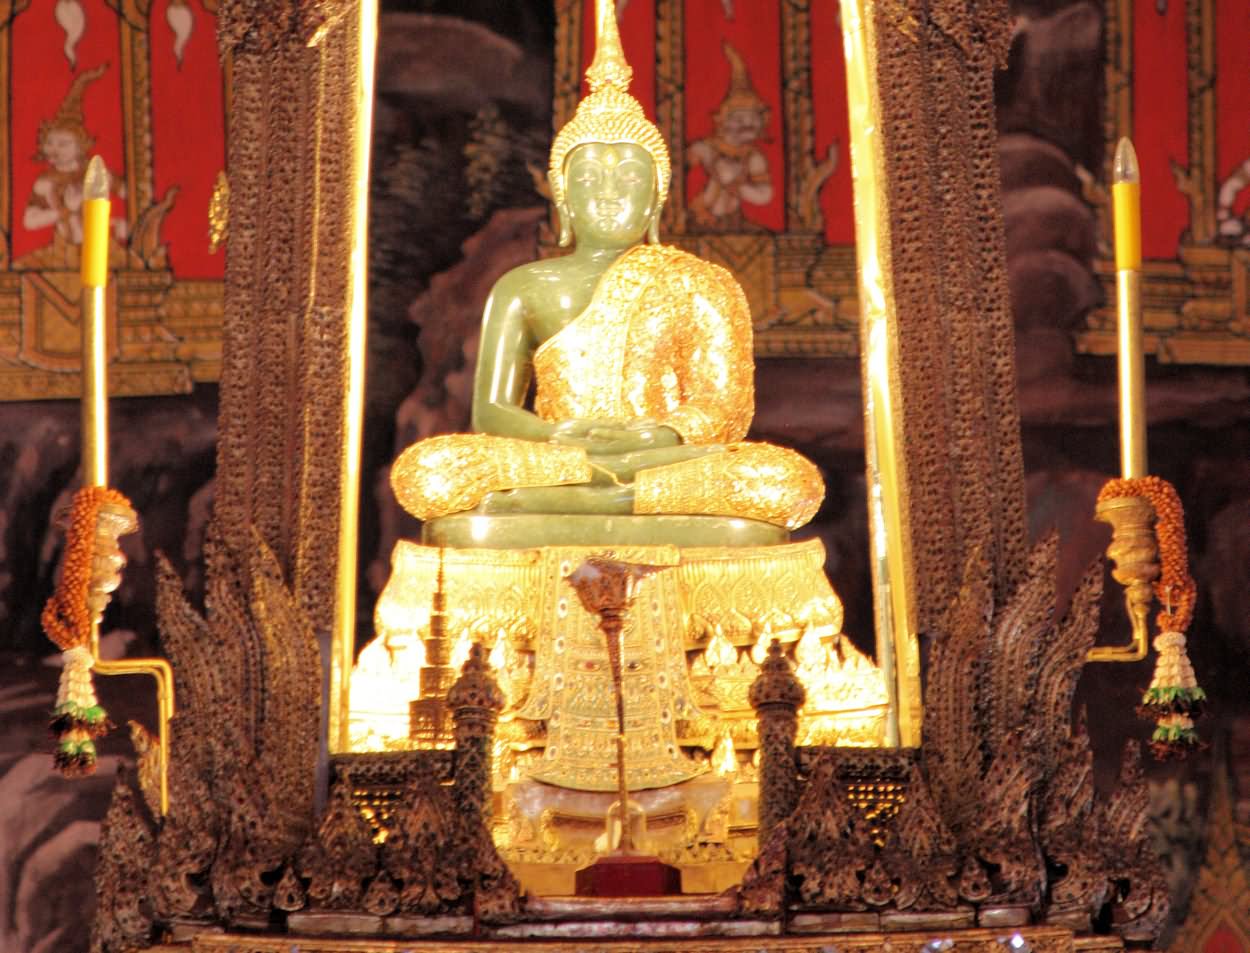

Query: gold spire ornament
(547, 0), (670, 216)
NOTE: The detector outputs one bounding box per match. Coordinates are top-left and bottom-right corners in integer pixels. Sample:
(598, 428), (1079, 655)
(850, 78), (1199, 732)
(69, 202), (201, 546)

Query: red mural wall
(576, 0), (855, 243)
(810, 0), (853, 245)
(1133, 0), (1188, 259)
(8, 0), (225, 278)
(148, 0), (227, 279)
(683, 0), (785, 233)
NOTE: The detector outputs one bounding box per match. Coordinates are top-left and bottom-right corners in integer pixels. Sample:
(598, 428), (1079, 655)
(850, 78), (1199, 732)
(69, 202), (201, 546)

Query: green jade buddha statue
(391, 0), (823, 548)
(362, 2), (885, 796)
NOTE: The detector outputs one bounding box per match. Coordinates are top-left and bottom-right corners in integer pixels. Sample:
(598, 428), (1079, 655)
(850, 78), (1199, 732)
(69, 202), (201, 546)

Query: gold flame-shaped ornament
(547, 0), (670, 213)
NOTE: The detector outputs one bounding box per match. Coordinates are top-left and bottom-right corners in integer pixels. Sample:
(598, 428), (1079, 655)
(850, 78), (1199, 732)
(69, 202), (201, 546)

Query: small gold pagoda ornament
(409, 550), (456, 748)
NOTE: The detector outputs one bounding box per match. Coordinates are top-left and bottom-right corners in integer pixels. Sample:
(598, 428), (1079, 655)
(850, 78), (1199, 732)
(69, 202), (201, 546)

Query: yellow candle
(81, 157), (111, 288)
(80, 156), (110, 488)
(1111, 138), (1146, 478)
(1111, 138), (1142, 271)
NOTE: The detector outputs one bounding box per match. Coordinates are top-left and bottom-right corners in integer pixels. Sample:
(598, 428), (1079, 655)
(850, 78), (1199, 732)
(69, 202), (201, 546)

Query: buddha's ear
(549, 166), (574, 247)
(646, 202), (663, 245)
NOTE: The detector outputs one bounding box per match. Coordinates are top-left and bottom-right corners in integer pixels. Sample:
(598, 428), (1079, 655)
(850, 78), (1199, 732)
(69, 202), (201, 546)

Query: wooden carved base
(166, 925), (1122, 952)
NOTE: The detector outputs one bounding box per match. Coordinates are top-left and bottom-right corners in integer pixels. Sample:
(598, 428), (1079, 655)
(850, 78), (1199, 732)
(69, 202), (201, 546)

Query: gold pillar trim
(0, 5), (17, 268)
(328, 0), (377, 754)
(1178, 0), (1216, 244)
(780, 0), (821, 232)
(108, 0), (157, 228)
(839, 0), (920, 747)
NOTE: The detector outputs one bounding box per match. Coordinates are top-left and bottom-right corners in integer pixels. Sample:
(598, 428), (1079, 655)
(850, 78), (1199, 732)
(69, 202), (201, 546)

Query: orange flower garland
(41, 485), (131, 776)
(1097, 476), (1205, 758)
(1097, 477), (1195, 632)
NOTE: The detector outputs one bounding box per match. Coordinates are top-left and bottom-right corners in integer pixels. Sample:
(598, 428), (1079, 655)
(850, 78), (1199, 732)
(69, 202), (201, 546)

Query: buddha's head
(548, 0), (670, 247)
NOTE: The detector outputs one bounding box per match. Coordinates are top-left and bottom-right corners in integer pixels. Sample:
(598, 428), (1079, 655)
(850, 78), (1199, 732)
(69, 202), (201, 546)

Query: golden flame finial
(586, 0), (632, 92)
(84, 155), (109, 201)
(1113, 137), (1140, 186)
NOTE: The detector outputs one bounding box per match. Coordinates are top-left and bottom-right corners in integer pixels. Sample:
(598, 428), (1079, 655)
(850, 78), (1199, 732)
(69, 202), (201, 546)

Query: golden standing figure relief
(352, 0), (888, 886)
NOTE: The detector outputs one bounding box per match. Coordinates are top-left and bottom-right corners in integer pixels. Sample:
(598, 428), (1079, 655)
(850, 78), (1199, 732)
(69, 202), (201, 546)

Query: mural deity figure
(19, 65), (127, 268)
(688, 42), (773, 230)
(1216, 156), (1250, 246)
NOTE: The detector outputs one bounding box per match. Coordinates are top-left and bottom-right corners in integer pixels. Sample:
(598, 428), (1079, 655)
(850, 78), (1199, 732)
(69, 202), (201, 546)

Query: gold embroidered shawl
(533, 244), (754, 445)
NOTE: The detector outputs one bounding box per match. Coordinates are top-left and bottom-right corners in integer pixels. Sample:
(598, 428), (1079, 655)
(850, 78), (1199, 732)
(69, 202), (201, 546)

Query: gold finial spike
(84, 155), (109, 201)
(586, 0), (633, 92)
(1113, 137), (1140, 186)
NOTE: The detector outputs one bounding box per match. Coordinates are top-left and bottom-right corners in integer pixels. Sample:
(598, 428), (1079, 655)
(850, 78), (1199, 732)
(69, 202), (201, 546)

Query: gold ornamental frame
(1079, 0), (1250, 365)
(553, 0), (862, 359)
(0, 0), (226, 400)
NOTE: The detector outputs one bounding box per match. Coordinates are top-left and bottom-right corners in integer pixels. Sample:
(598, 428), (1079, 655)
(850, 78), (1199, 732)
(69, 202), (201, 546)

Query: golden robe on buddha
(392, 243), (824, 530)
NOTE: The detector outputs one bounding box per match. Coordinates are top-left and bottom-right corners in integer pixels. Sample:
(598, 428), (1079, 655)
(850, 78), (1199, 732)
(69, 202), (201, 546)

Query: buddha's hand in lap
(549, 418), (681, 456)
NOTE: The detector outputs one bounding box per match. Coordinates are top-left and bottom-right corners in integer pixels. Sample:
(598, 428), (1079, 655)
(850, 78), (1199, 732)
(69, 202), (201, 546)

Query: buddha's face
(563, 142), (658, 248)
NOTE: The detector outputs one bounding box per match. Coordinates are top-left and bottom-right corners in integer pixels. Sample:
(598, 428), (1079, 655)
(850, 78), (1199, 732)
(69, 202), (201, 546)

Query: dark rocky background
(2, 2), (1248, 950)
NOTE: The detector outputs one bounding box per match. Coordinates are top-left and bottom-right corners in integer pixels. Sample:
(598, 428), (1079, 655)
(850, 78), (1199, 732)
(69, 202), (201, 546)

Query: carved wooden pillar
(749, 640), (805, 844)
(449, 643), (505, 828)
(838, 0), (1028, 748)
(213, 0), (362, 627)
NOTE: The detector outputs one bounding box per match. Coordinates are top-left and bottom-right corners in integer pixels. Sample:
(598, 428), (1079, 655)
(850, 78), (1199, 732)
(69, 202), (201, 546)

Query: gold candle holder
(566, 556), (659, 855)
(79, 156), (175, 816)
(1088, 138), (1155, 665)
(1089, 494), (1157, 663)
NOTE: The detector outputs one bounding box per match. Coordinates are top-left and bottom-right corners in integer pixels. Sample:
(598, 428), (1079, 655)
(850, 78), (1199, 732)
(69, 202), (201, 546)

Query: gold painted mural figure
(688, 42), (773, 231)
(391, 10), (820, 536)
(18, 65), (127, 270)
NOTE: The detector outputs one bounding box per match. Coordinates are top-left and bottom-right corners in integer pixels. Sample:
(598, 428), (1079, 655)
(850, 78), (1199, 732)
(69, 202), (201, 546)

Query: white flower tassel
(1140, 630), (1205, 756)
(52, 645), (109, 776)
